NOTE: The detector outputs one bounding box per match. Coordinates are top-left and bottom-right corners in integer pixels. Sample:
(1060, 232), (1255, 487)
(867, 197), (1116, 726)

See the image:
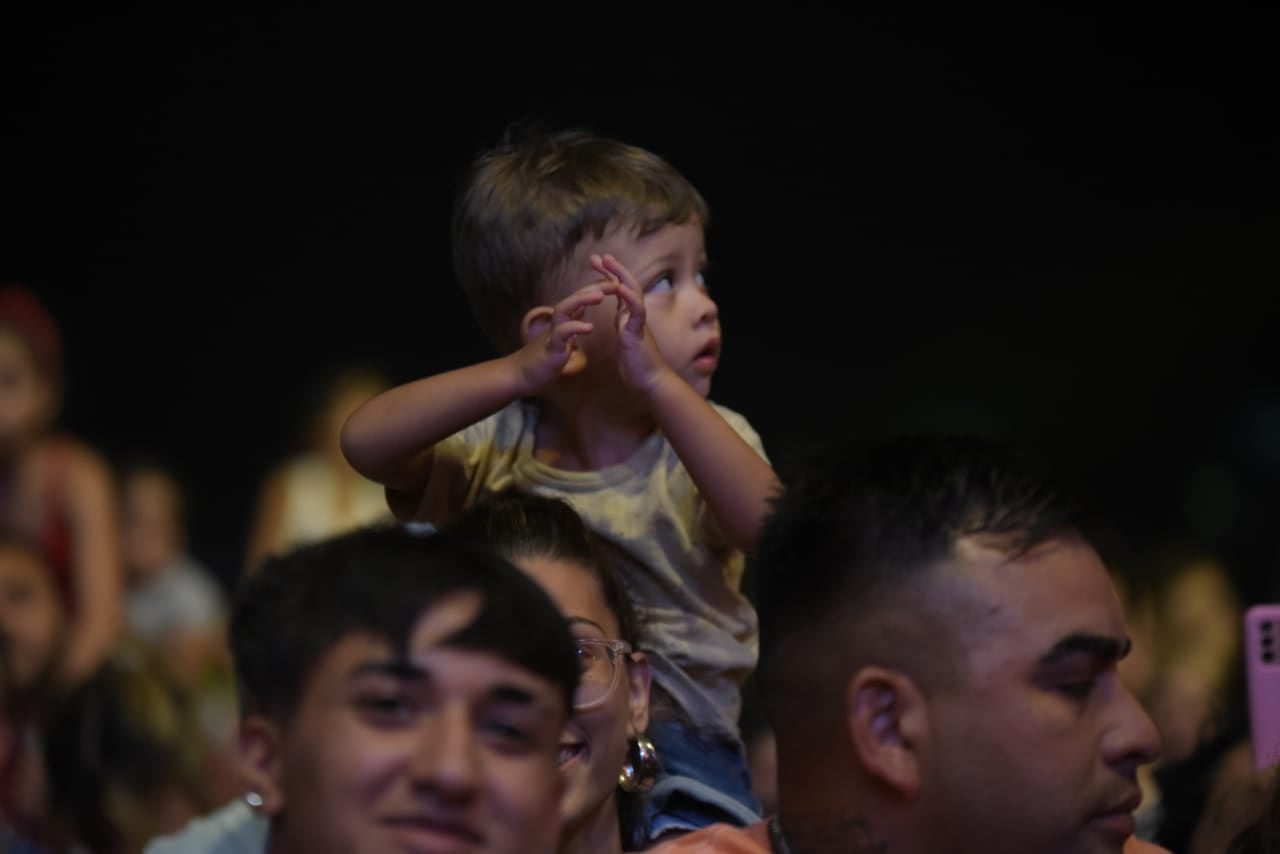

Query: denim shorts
(639, 719), (763, 844)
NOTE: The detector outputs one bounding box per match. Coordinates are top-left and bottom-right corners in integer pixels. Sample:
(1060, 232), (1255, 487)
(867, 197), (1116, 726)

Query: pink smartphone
(1244, 605), (1280, 772)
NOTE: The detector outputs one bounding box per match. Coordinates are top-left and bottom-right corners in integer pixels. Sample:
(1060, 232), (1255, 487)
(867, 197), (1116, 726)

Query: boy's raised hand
(591, 253), (671, 394)
(513, 283), (615, 392)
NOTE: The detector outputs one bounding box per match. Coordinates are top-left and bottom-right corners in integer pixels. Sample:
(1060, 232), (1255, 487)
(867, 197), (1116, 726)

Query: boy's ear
(520, 305), (555, 345)
(520, 304), (589, 376)
(238, 714), (286, 815)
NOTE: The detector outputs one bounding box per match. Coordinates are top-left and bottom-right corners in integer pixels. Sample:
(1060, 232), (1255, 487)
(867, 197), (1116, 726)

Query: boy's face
(243, 591), (568, 854)
(558, 220), (721, 398)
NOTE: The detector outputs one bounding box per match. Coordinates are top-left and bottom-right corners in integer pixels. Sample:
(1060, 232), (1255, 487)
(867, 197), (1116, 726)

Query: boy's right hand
(512, 284), (616, 392)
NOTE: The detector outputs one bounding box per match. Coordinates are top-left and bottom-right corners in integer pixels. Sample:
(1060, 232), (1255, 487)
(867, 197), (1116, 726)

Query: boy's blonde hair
(452, 126), (709, 354)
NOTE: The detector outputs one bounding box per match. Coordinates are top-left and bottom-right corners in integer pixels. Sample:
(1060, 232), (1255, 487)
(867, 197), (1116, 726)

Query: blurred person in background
(243, 366), (392, 573)
(1138, 543), (1253, 852)
(0, 284), (122, 688)
(120, 461), (238, 802)
(1, 534), (213, 852)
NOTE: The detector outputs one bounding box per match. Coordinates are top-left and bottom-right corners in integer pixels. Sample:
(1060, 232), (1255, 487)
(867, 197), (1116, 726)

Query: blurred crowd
(0, 282), (1273, 852)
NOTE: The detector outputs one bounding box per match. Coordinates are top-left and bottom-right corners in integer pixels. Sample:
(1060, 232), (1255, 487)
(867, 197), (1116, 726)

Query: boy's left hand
(590, 253), (672, 395)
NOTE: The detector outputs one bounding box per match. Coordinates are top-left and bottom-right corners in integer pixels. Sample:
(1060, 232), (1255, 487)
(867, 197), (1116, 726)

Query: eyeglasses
(572, 639), (632, 711)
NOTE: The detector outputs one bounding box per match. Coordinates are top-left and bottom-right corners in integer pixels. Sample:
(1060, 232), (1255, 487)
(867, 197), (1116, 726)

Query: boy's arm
(340, 358), (528, 499)
(339, 285), (615, 514)
(595, 254), (781, 552)
(648, 372), (780, 552)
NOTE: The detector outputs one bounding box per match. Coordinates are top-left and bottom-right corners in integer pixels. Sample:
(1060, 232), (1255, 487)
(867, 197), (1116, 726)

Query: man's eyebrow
(1037, 632), (1131, 666)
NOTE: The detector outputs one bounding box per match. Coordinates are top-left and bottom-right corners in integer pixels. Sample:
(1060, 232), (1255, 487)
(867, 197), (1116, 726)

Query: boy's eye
(647, 275), (674, 295)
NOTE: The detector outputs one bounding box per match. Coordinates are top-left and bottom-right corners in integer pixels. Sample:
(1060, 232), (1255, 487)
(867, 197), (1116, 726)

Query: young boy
(341, 127), (779, 837)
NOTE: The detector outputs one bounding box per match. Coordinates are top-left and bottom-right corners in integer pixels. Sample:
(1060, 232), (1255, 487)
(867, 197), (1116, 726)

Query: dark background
(3, 8), (1278, 597)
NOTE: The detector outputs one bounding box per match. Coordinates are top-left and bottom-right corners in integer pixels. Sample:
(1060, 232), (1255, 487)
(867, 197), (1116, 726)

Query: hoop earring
(618, 734), (662, 793)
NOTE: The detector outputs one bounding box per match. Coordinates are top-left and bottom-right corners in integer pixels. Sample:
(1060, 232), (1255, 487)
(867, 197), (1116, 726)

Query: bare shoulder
(32, 434), (112, 490)
(60, 437), (114, 491)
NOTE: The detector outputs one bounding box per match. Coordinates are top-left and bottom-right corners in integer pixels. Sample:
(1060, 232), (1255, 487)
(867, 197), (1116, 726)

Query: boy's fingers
(553, 288), (602, 322)
(601, 254), (638, 289)
(550, 320), (593, 351)
(590, 253), (621, 282)
(614, 281), (645, 316)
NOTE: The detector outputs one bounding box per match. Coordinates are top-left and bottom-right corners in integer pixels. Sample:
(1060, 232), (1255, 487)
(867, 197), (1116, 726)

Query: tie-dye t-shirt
(416, 399), (765, 741)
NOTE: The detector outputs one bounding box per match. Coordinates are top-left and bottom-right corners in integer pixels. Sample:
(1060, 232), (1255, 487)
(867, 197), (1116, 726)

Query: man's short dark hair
(754, 435), (1079, 712)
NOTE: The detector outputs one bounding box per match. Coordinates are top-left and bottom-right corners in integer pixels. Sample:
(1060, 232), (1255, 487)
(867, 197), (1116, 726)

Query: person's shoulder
(707, 400), (748, 421)
(144, 800), (267, 853)
(706, 401), (767, 457)
(37, 433), (111, 484)
(646, 821), (770, 853)
(164, 555), (228, 611)
(707, 401), (760, 432)
(448, 399), (527, 446)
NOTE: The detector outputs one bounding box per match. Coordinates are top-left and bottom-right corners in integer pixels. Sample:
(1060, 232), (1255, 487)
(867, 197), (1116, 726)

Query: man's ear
(845, 666), (927, 799)
(520, 305), (588, 376)
(238, 714), (286, 815)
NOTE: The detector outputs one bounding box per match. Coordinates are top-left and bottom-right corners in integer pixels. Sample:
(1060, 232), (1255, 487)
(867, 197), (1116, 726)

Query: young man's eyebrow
(486, 683), (563, 723)
(488, 683), (539, 706)
(348, 664), (558, 716)
(348, 658), (427, 681)
(1037, 632), (1131, 666)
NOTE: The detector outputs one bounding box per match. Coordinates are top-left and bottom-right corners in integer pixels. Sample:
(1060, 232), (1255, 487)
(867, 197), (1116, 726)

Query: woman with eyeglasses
(149, 493), (665, 854)
(448, 493), (659, 853)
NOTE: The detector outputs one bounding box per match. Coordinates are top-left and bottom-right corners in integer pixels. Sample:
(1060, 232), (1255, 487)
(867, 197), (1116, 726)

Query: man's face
(256, 592), (568, 854)
(922, 536), (1161, 854)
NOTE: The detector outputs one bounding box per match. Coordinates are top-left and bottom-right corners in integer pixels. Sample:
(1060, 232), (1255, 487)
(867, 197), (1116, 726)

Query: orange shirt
(647, 822), (770, 853)
(647, 821), (1172, 853)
